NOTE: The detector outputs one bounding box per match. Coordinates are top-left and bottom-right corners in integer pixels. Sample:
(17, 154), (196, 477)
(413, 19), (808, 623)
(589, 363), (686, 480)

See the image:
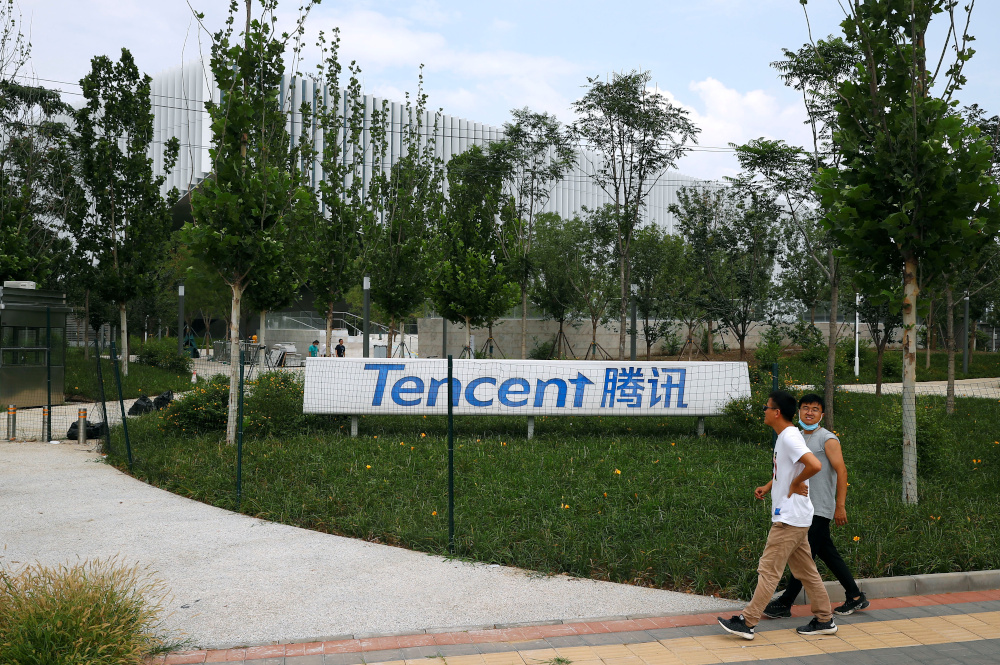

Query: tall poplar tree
(185, 0), (317, 444)
(74, 48), (179, 375)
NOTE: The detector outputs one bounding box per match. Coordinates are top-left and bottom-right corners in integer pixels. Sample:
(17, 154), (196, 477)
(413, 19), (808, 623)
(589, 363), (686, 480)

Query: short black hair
(769, 390), (797, 422)
(798, 393), (825, 412)
(312, 340), (319, 344)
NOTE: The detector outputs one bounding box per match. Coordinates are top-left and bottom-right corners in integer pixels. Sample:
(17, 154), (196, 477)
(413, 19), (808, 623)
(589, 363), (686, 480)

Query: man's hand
(788, 480), (809, 498)
(834, 506), (847, 526)
(754, 485), (768, 500)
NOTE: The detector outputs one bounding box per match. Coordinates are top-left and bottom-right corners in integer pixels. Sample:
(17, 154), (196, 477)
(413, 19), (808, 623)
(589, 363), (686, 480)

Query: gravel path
(0, 441), (740, 650)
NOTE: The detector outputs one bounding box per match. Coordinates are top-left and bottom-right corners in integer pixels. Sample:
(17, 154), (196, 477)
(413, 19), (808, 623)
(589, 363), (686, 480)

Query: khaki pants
(743, 521), (833, 626)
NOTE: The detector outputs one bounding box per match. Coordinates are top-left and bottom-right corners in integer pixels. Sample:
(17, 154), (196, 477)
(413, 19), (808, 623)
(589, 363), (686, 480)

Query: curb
(795, 569), (1000, 604)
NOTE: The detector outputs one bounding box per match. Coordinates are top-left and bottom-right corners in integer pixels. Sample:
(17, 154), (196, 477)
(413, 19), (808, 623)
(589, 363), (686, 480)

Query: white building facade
(150, 61), (709, 233)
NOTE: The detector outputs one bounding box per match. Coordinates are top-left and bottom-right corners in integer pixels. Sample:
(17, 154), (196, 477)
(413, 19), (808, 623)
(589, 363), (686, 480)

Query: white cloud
(662, 78), (811, 180)
(307, 9), (580, 124)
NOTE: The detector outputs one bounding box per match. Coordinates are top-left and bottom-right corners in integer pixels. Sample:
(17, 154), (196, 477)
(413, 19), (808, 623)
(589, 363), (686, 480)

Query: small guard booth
(0, 283), (72, 408)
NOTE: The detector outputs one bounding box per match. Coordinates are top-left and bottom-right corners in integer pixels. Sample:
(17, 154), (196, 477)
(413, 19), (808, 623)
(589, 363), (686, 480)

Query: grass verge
(106, 386), (1000, 602)
(0, 558), (180, 664)
(65, 347), (199, 402)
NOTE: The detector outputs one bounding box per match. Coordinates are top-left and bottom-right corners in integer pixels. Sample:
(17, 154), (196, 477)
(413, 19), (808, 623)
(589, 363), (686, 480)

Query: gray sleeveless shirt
(801, 426), (840, 520)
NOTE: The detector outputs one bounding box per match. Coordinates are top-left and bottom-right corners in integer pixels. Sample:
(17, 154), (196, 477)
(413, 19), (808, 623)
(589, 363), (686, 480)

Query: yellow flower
(563, 504), (569, 509)
(366, 465), (371, 469)
(432, 510), (437, 516)
(853, 536), (860, 542)
(614, 469), (621, 475)
(420, 433), (426, 437)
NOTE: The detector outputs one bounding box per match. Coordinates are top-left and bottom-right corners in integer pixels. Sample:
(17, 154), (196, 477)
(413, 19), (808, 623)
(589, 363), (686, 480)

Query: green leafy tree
(368, 70), (444, 355)
(185, 0), (317, 444)
(73, 48), (180, 376)
(630, 224), (671, 359)
(807, 0), (1000, 503)
(305, 28), (383, 356)
(676, 185), (780, 361)
(429, 145), (517, 354)
(529, 213), (582, 359)
(571, 69), (699, 359)
(565, 206), (618, 360)
(492, 108), (575, 358)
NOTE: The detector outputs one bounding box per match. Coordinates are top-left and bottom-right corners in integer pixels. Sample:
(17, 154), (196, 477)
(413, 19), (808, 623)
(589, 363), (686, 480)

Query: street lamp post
(363, 275), (370, 359)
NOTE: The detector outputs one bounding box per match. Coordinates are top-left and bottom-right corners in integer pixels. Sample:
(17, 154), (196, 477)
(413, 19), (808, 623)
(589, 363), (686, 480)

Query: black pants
(776, 516), (861, 605)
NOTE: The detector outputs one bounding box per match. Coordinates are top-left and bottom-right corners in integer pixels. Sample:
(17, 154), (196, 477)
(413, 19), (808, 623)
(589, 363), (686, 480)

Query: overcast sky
(13, 0), (1000, 180)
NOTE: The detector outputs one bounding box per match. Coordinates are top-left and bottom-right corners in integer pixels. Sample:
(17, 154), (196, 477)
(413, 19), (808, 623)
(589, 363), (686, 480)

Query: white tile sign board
(303, 359), (750, 417)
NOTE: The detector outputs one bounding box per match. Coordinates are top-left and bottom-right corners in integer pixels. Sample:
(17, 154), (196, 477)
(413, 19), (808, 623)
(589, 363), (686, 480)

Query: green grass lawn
(65, 348), (198, 402)
(778, 348), (1000, 388)
(105, 384), (1000, 602)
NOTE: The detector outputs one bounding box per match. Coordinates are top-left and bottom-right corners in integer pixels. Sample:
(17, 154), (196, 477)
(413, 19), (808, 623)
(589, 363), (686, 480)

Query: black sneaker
(796, 617), (838, 635)
(763, 600), (792, 619)
(717, 614), (755, 640)
(834, 592), (870, 616)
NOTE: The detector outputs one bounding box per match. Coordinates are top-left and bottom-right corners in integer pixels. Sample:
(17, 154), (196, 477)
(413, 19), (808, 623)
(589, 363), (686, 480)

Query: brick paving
(154, 589), (1000, 664)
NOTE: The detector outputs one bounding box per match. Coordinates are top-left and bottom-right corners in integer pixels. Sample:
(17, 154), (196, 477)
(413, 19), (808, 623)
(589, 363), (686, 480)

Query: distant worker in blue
(763, 393), (869, 619)
(335, 338), (346, 357)
(308, 340), (319, 357)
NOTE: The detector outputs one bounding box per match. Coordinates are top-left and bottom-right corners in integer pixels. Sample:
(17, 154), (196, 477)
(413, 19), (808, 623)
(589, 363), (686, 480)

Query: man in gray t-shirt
(763, 393), (870, 618)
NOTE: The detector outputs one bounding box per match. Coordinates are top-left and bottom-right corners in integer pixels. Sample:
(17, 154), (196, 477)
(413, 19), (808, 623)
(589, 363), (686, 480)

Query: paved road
(0, 441), (740, 651)
(158, 590), (1000, 664)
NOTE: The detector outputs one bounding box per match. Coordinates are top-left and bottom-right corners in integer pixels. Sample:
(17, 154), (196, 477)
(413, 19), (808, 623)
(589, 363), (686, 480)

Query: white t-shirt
(771, 426), (815, 527)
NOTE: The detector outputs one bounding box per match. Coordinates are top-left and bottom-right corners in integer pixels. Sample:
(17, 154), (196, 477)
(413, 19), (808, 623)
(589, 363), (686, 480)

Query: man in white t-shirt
(717, 390), (837, 641)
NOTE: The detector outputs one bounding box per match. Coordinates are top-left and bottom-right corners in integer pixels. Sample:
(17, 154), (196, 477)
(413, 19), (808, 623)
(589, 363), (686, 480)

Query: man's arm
(824, 439), (849, 525)
(788, 452), (821, 498)
(754, 479), (773, 500)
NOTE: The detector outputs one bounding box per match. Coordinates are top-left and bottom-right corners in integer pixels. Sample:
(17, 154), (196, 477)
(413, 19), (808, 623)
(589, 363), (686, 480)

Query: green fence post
(46, 306), (52, 441)
(237, 348), (245, 511)
(110, 340), (133, 471)
(94, 338), (112, 455)
(447, 354), (455, 555)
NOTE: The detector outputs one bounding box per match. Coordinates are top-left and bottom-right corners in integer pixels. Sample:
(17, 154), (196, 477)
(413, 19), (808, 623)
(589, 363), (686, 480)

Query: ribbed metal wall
(150, 61), (706, 231)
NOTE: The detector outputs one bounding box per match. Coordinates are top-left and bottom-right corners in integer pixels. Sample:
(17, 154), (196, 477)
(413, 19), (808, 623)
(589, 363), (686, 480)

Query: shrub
(160, 375), (229, 435)
(788, 321), (824, 349)
(659, 328), (682, 356)
(754, 325), (784, 369)
(529, 338), (555, 360)
(872, 401), (953, 476)
(245, 371), (307, 437)
(136, 338), (191, 374)
(0, 558), (174, 664)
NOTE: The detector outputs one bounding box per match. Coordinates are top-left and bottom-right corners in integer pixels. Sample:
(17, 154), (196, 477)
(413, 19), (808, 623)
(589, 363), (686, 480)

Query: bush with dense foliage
(136, 338), (191, 374)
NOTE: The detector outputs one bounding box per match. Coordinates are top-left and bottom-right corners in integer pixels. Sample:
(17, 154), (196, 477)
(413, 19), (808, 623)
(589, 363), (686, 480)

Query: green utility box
(0, 285), (73, 408)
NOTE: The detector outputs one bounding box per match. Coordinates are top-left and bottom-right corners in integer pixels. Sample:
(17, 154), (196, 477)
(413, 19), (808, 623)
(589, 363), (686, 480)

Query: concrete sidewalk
(158, 590), (1000, 664)
(0, 441), (740, 651)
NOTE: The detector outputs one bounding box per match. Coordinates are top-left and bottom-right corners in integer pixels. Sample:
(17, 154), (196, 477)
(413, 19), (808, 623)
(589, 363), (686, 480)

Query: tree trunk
(325, 303), (334, 357)
(84, 289), (90, 360)
(825, 249), (838, 429)
(521, 287), (528, 359)
(738, 335), (746, 361)
(875, 345), (884, 398)
(119, 302), (129, 377)
(227, 281), (245, 446)
(707, 320), (714, 357)
(971, 320), (978, 352)
(901, 257), (919, 505)
(618, 258), (627, 360)
(809, 307), (815, 326)
(389, 316), (396, 357)
(925, 298), (933, 369)
(258, 310), (266, 354)
(945, 286), (956, 415)
(465, 316), (472, 357)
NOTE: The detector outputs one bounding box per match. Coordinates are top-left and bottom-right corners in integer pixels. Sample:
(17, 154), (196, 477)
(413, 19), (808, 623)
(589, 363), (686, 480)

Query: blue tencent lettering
(650, 368), (688, 408)
(427, 377), (460, 407)
(391, 377), (424, 406)
(498, 378), (530, 407)
(601, 367), (687, 408)
(466, 377), (496, 407)
(365, 363), (406, 406)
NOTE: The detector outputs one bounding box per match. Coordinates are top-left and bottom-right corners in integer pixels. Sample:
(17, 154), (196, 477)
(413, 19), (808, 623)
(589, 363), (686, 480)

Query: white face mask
(800, 421), (820, 431)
